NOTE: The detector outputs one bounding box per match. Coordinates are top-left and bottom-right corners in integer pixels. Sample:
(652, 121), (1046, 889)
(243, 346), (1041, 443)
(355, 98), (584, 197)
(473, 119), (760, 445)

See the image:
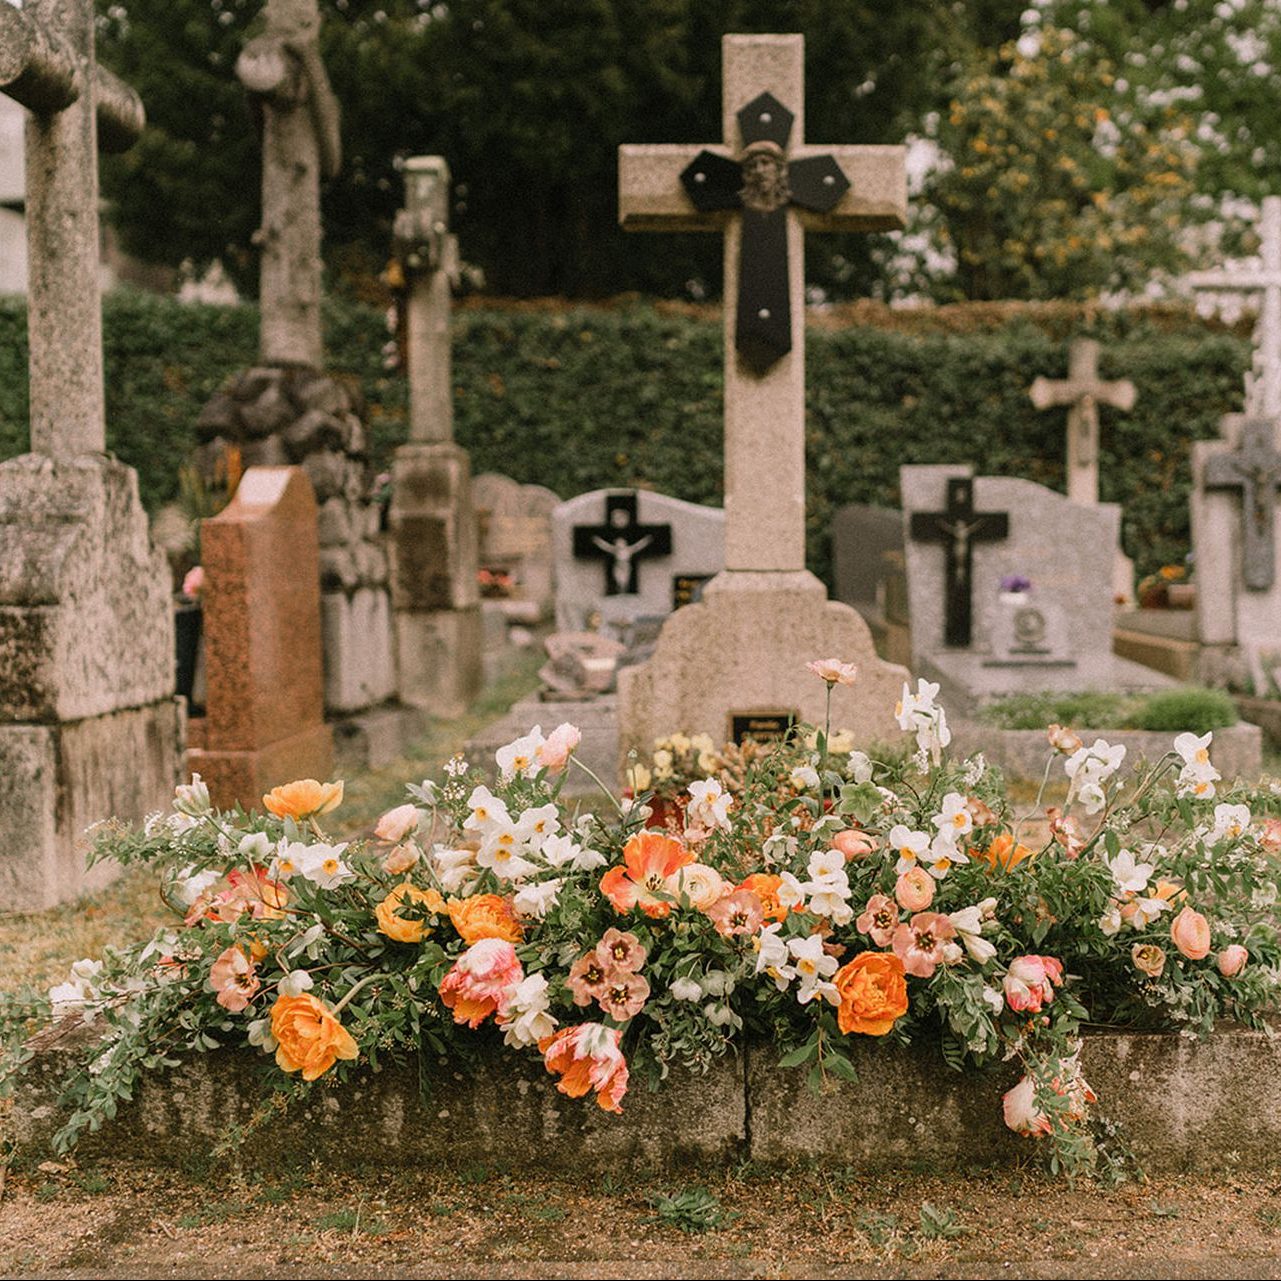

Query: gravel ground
(2, 1160), (1281, 1279)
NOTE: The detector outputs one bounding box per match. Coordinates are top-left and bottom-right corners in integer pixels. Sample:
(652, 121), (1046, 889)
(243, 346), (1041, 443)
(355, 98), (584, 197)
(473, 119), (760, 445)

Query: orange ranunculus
(834, 951), (908, 1036)
(262, 778), (344, 820)
(376, 882), (446, 944)
(599, 831), (693, 918)
(977, 832), (1034, 872)
(446, 892), (523, 944)
(738, 873), (788, 922)
(270, 993), (358, 1081)
(1171, 906), (1212, 960)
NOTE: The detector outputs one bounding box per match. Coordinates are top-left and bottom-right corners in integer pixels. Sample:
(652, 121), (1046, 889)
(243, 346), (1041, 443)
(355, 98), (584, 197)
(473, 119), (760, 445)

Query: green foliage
(647, 1186), (729, 1233)
(0, 295), (1250, 582)
(979, 689), (1239, 734)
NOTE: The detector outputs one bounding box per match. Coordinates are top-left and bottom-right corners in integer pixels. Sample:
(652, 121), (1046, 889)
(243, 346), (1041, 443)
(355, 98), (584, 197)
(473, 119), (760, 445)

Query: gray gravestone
(552, 488), (725, 632)
(901, 464), (1170, 709)
(831, 502), (904, 610)
(473, 472), (561, 622)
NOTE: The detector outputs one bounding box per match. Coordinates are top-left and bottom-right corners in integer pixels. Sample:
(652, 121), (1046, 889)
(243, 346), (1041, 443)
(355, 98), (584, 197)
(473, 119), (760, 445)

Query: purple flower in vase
(1000, 574), (1032, 594)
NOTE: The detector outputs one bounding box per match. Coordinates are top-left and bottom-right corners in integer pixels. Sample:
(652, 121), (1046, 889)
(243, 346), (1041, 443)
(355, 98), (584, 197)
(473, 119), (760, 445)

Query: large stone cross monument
(0, 0), (180, 909)
(387, 156), (482, 717)
(615, 34), (909, 753)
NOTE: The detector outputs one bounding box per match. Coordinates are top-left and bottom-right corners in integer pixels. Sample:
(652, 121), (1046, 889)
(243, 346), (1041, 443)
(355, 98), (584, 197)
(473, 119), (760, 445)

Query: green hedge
(0, 293), (1252, 583)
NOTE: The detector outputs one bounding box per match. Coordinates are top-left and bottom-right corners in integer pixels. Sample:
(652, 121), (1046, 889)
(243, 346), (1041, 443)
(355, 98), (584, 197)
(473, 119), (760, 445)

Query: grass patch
(978, 687), (1238, 735)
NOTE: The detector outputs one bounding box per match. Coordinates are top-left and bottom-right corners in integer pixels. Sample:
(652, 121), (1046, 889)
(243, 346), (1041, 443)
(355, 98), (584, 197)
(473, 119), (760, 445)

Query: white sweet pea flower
(431, 846), (477, 894)
(895, 679), (952, 763)
(297, 842), (354, 889)
(1129, 894), (1174, 927)
(787, 935), (840, 1004)
(172, 865), (221, 907)
(1106, 848), (1154, 896)
(1098, 903), (1123, 937)
(496, 726), (546, 780)
(512, 877), (564, 919)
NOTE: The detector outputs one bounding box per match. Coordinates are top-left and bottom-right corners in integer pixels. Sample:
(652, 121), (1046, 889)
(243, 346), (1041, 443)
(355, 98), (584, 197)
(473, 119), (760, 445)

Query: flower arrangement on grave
(5, 670), (1280, 1179)
(1137, 560), (1194, 610)
(477, 567), (517, 599)
(998, 573), (1033, 605)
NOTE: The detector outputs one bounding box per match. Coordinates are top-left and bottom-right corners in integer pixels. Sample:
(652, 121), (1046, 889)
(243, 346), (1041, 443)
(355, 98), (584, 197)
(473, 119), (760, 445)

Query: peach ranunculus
(977, 832), (1034, 872)
(374, 803), (421, 843)
(262, 778), (344, 820)
(446, 893), (524, 944)
(891, 912), (957, 979)
(1003, 954), (1064, 1013)
(806, 658), (858, 686)
(738, 873), (789, 922)
(666, 862), (725, 910)
(438, 938), (523, 1028)
(208, 945), (259, 1012)
(895, 866), (935, 912)
(375, 882), (446, 944)
(856, 894), (899, 947)
(383, 843), (419, 876)
(1260, 818), (1281, 855)
(599, 831), (693, 918)
(706, 889), (766, 937)
(270, 993), (359, 1081)
(1171, 906), (1212, 960)
(833, 829), (878, 860)
(536, 722), (582, 773)
(541, 1022), (629, 1113)
(834, 951), (908, 1036)
(1218, 944), (1249, 977)
(1131, 942), (1166, 978)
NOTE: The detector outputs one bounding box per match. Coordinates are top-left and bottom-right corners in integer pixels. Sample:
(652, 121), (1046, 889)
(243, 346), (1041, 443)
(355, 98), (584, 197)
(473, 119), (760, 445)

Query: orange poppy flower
(738, 873), (789, 922)
(976, 832), (1034, 872)
(262, 778), (344, 820)
(599, 831), (693, 917)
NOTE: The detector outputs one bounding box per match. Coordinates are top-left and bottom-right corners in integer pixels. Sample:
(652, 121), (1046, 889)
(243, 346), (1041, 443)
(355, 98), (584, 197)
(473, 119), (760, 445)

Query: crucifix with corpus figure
(618, 33), (905, 577)
(615, 34), (911, 762)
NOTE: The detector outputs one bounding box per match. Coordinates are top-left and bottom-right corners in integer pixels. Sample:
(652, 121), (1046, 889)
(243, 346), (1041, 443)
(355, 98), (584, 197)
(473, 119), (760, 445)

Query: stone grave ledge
(9, 1026), (1279, 1175)
(950, 720), (1263, 784)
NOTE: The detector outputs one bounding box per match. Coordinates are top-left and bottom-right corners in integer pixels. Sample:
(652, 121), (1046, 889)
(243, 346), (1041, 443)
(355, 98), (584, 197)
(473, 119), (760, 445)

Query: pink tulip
(856, 894), (899, 947)
(1003, 955), (1063, 1014)
(208, 945), (259, 1012)
(891, 912), (957, 978)
(536, 722), (582, 772)
(374, 803), (420, 843)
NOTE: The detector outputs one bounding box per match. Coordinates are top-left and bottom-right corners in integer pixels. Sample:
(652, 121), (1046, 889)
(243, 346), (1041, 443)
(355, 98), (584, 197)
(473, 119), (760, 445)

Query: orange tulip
(977, 832), (1034, 872)
(599, 831), (693, 918)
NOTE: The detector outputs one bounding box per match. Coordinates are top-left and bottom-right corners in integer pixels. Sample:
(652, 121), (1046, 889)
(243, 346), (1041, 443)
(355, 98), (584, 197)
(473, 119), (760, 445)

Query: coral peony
(375, 882), (446, 944)
(599, 831), (693, 917)
(262, 778), (344, 820)
(541, 1023), (629, 1113)
(834, 951), (908, 1036)
(447, 893), (523, 944)
(270, 993), (358, 1081)
(1171, 906), (1212, 960)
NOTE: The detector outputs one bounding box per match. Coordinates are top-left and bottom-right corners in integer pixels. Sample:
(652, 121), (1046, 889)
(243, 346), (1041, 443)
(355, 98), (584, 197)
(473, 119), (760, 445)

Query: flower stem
(332, 972), (378, 1016)
(569, 754), (628, 819)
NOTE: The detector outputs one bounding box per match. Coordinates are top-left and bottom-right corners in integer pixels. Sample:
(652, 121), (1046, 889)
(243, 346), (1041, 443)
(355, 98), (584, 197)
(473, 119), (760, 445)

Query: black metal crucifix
(910, 478), (1010, 648)
(572, 493), (673, 596)
(680, 93), (850, 373)
(1205, 418), (1281, 591)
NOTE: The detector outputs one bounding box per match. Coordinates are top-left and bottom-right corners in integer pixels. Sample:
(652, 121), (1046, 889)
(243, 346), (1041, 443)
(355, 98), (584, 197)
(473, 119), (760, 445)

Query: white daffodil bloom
(807, 847), (845, 880)
(787, 935), (839, 1003)
(496, 726), (546, 780)
(463, 785), (511, 833)
(1209, 803), (1251, 843)
(776, 871), (808, 910)
(270, 838), (309, 881)
(933, 792), (974, 841)
(1106, 848), (1154, 895)
(297, 842), (354, 889)
(926, 830), (970, 880)
(888, 823), (931, 875)
(476, 827), (539, 883)
(753, 923), (797, 992)
(512, 878), (564, 919)
(514, 804), (560, 851)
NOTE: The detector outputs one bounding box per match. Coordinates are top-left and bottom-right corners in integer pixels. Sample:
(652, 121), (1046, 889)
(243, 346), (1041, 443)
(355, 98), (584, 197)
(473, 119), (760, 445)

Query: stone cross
(237, 0), (341, 370)
(1029, 338), (1136, 505)
(619, 34), (905, 574)
(1190, 195), (1281, 419)
(393, 156), (460, 443)
(571, 492), (673, 595)
(909, 477), (1010, 648)
(1204, 417), (1281, 591)
(0, 0), (144, 457)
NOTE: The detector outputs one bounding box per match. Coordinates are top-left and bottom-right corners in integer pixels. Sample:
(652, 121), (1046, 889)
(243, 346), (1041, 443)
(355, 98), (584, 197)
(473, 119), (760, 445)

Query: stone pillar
(389, 156), (482, 717)
(187, 467), (333, 807)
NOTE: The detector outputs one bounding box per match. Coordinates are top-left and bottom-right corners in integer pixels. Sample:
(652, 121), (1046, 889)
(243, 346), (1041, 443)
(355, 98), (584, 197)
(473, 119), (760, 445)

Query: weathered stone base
(187, 720), (333, 811)
(618, 571), (909, 766)
(949, 720), (1263, 783)
(0, 698), (183, 911)
(331, 703), (428, 771)
(321, 586), (398, 713)
(11, 1029), (1280, 1175)
(396, 605), (483, 719)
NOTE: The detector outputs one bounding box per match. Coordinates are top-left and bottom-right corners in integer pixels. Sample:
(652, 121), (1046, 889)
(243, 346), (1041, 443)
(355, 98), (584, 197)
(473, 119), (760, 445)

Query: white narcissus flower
(787, 935), (840, 1004)
(669, 976), (703, 1001)
(807, 847), (845, 880)
(1209, 803), (1251, 842)
(463, 785), (510, 833)
(270, 838), (309, 881)
(515, 803), (560, 851)
(933, 792), (974, 841)
(687, 778), (733, 832)
(1106, 848), (1154, 896)
(512, 877), (564, 920)
(888, 824), (931, 875)
(926, 830), (970, 880)
(476, 827), (539, 883)
(498, 973), (557, 1048)
(496, 726), (546, 780)
(753, 922), (796, 991)
(776, 871), (807, 910)
(297, 842), (354, 889)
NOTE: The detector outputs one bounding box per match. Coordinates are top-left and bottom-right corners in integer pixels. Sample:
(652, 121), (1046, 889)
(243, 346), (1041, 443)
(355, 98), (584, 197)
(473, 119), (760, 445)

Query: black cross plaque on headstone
(1204, 418), (1281, 591)
(909, 478), (1010, 648)
(572, 493), (673, 596)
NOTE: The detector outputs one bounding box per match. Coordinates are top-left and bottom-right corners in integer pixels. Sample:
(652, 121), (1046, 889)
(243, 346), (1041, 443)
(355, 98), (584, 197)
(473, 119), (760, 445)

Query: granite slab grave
(902, 464), (1171, 712)
(187, 467), (333, 808)
(553, 488), (725, 633)
(474, 472), (560, 624)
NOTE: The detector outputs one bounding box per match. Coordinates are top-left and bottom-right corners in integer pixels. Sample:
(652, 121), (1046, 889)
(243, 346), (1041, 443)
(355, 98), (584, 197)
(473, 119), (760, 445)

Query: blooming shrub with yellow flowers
(5, 666), (1281, 1178)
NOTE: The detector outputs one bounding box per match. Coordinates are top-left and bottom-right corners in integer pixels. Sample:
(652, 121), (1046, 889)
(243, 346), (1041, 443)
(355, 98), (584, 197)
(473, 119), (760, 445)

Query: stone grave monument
(187, 468), (332, 807)
(830, 502), (910, 667)
(553, 488), (725, 634)
(387, 156), (483, 719)
(902, 465), (1170, 713)
(615, 33), (910, 757)
(193, 0), (401, 755)
(473, 472), (560, 624)
(0, 0), (180, 910)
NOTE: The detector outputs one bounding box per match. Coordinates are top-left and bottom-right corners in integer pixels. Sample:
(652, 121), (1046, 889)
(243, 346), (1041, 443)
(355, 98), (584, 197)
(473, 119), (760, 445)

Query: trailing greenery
(0, 293), (1251, 582)
(979, 689), (1239, 735)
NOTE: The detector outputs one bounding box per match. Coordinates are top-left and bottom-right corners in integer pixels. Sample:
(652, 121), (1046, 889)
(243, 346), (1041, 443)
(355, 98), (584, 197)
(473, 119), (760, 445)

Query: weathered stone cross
(619, 34), (905, 575)
(1191, 195), (1281, 419)
(0, 0), (144, 457)
(1204, 417), (1281, 591)
(237, 0), (341, 370)
(1029, 338), (1136, 505)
